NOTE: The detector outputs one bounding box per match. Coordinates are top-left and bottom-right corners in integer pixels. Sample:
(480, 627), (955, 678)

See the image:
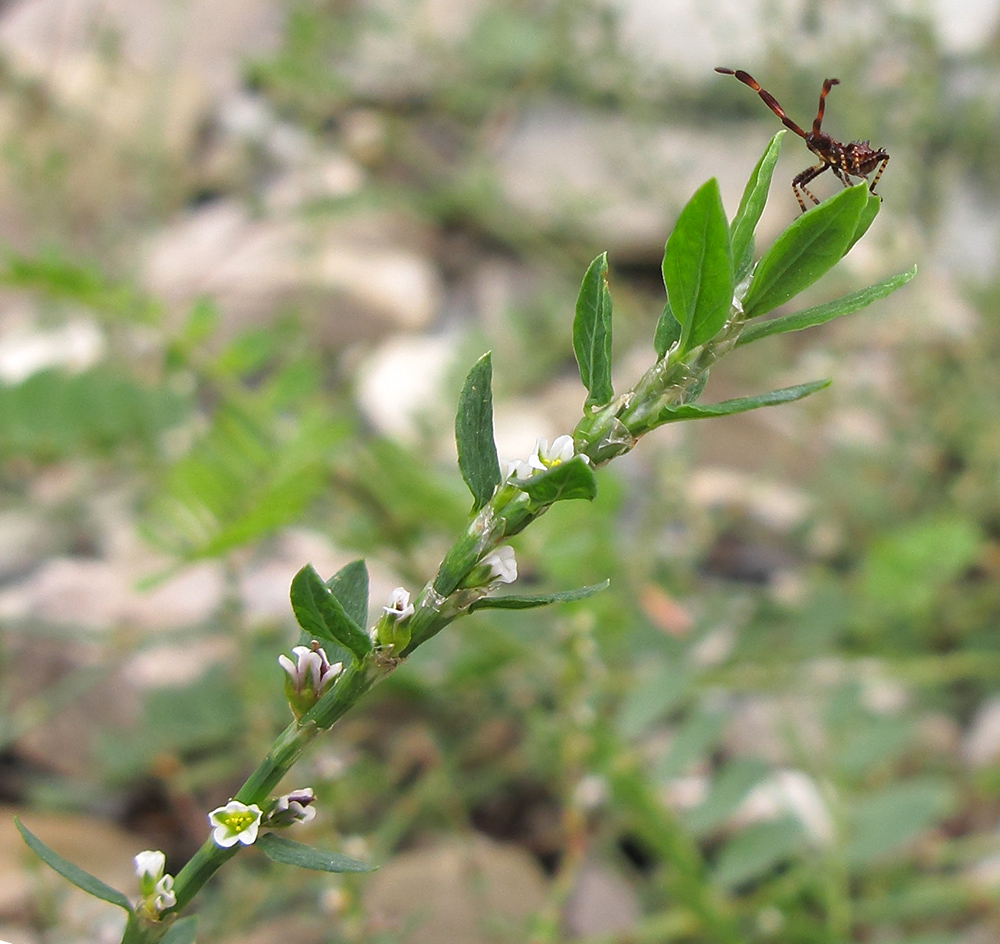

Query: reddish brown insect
(715, 67), (889, 213)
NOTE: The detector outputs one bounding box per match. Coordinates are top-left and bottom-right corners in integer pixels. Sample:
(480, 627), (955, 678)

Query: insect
(715, 67), (889, 213)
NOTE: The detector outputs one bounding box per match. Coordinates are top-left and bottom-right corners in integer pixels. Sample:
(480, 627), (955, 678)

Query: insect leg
(792, 163), (828, 212)
(868, 156), (889, 195)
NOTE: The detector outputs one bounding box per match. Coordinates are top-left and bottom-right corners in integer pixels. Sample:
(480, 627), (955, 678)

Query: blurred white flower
(502, 457), (533, 480)
(482, 545), (517, 585)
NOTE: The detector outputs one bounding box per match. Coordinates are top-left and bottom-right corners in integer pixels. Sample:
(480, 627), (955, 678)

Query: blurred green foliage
(2, 0), (1000, 942)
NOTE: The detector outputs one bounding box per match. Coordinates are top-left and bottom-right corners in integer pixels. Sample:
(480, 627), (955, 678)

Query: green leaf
(257, 832), (375, 872)
(714, 817), (806, 889)
(741, 183), (868, 319)
(161, 917), (199, 944)
(455, 353), (502, 509)
(0, 367), (187, 463)
(730, 131), (785, 279)
(737, 267), (917, 347)
(514, 456), (598, 505)
(656, 706), (727, 780)
(662, 178), (734, 352)
(326, 559), (370, 630)
(615, 659), (692, 739)
(469, 580), (609, 611)
(844, 779), (953, 867)
(688, 759), (770, 837)
(0, 250), (160, 323)
(847, 189), (882, 253)
(14, 817), (132, 911)
(573, 252), (614, 407)
(290, 564), (372, 662)
(653, 299), (682, 358)
(857, 515), (982, 628)
(653, 380), (830, 425)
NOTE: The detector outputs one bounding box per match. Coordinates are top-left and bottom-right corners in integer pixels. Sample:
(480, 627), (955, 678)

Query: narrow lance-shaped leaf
(573, 253), (614, 407)
(161, 917), (199, 944)
(653, 299), (682, 358)
(741, 183), (867, 319)
(653, 380), (830, 425)
(326, 558), (370, 630)
(15, 818), (132, 911)
(455, 353), (501, 510)
(662, 178), (734, 353)
(515, 456), (598, 505)
(290, 564), (372, 662)
(470, 580), (610, 611)
(845, 189), (882, 254)
(737, 267), (917, 347)
(730, 131), (785, 279)
(257, 832), (376, 873)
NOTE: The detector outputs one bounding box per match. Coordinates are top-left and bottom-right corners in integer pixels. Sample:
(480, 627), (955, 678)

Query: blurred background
(0, 0), (999, 941)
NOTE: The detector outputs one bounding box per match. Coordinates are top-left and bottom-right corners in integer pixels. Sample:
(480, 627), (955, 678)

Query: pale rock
(123, 635), (236, 689)
(0, 0), (280, 99)
(240, 529), (403, 627)
(0, 313), (105, 384)
(492, 104), (771, 259)
(962, 696), (1000, 769)
(0, 556), (223, 631)
(362, 834), (547, 944)
(824, 408), (888, 451)
(315, 240), (440, 331)
(264, 154), (366, 211)
(144, 203), (440, 342)
(724, 694), (824, 765)
(354, 332), (458, 442)
(662, 774), (709, 811)
(0, 511), (53, 580)
(563, 860), (641, 937)
(143, 200), (302, 329)
(686, 467), (811, 533)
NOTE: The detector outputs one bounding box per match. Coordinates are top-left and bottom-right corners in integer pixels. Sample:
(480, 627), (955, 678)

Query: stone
(962, 696), (1000, 769)
(354, 332), (459, 443)
(563, 860), (641, 938)
(0, 556), (224, 632)
(0, 511), (54, 582)
(143, 203), (441, 344)
(362, 834), (547, 944)
(0, 313), (105, 384)
(492, 103), (766, 260)
(0, 0), (280, 99)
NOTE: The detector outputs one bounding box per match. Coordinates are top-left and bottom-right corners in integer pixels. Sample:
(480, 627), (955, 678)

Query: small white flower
(266, 787), (317, 826)
(134, 849), (175, 915)
(134, 850), (166, 886)
(382, 587), (414, 621)
(153, 874), (176, 912)
(278, 643), (342, 695)
(502, 457), (533, 480)
(529, 434), (576, 470)
(482, 545), (517, 584)
(208, 800), (263, 848)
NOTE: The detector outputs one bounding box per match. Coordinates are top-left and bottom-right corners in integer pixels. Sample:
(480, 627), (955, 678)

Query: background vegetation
(2, 1), (1000, 942)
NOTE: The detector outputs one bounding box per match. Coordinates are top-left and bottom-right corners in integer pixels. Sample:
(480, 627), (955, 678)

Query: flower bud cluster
(279, 641), (343, 718)
(134, 849), (176, 918)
